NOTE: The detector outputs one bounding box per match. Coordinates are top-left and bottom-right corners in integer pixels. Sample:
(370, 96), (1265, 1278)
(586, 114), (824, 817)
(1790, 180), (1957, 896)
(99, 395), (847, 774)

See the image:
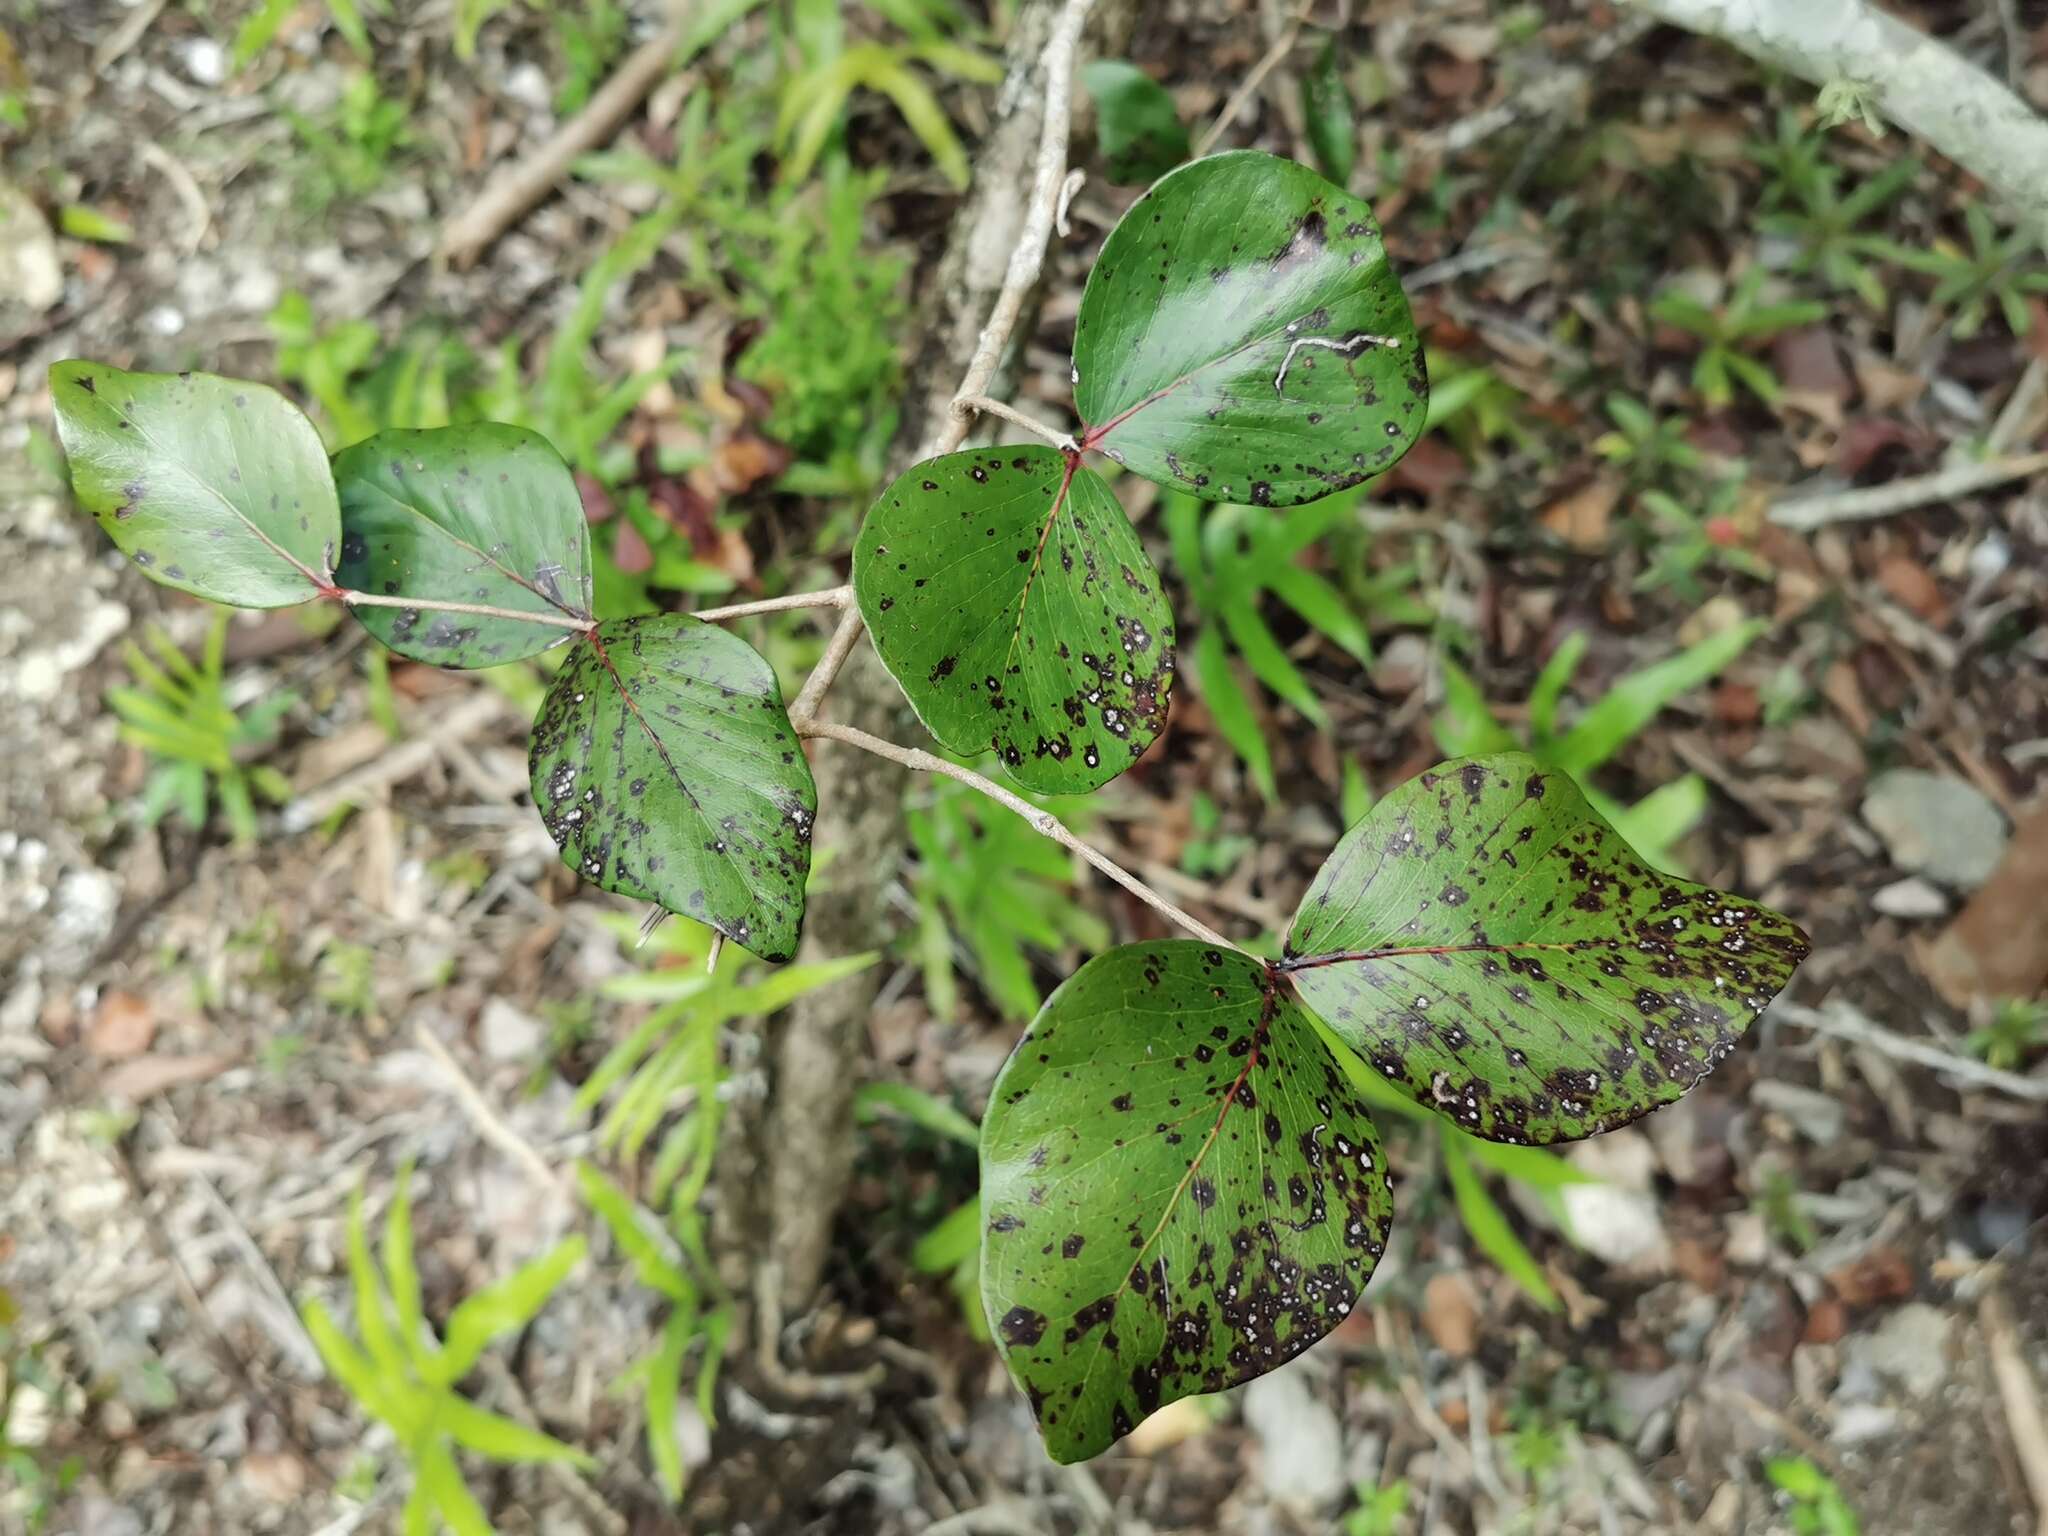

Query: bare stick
(1983, 1288), (2048, 1536)
(691, 586), (852, 623)
(413, 1019), (572, 1195)
(1769, 450), (2048, 531)
(1192, 0), (1314, 158)
(339, 589), (596, 630)
(800, 720), (1237, 950)
(1770, 999), (2048, 1101)
(934, 0), (1095, 459)
(279, 689), (510, 833)
(1629, 0), (2048, 239)
(791, 0), (1095, 734)
(438, 12), (693, 269)
(952, 393), (1079, 452)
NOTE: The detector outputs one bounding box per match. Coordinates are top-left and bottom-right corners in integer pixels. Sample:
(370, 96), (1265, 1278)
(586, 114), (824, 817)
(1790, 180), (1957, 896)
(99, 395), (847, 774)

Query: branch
(788, 0), (1095, 729)
(337, 589), (596, 630)
(1192, 0), (1313, 159)
(952, 393), (1078, 452)
(1628, 0), (2048, 239)
(690, 586), (852, 623)
(1769, 999), (2048, 1102)
(799, 720), (1237, 951)
(1768, 450), (2048, 531)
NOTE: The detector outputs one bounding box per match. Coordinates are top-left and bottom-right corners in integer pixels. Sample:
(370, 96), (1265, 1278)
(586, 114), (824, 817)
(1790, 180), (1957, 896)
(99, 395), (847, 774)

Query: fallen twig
(1192, 0), (1314, 158)
(1983, 1288), (2048, 1536)
(438, 10), (693, 269)
(1770, 998), (2048, 1101)
(1769, 451), (2048, 532)
(412, 1019), (572, 1196)
(280, 689), (509, 833)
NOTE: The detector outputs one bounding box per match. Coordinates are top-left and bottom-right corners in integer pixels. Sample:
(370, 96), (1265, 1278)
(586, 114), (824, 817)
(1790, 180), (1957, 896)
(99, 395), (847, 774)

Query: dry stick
(691, 585), (852, 623)
(438, 11), (693, 269)
(1983, 1287), (2048, 1536)
(801, 720), (1236, 950)
(413, 1019), (574, 1195)
(1769, 449), (2048, 532)
(953, 392), (1078, 452)
(338, 589), (596, 629)
(280, 689), (510, 833)
(1770, 999), (2048, 1101)
(1191, 0), (1315, 158)
(789, 0), (1092, 734)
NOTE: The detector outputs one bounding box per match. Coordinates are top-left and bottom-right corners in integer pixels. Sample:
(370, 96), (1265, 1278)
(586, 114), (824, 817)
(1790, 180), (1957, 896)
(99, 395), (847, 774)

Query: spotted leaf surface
(527, 616), (815, 962)
(1072, 152), (1427, 507)
(50, 361), (338, 607)
(854, 446), (1174, 794)
(981, 943), (1394, 1463)
(333, 425), (591, 668)
(1278, 754), (1810, 1144)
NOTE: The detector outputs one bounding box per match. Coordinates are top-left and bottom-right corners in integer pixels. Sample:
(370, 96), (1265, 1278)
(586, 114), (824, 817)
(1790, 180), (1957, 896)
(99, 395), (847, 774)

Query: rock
(1242, 1363), (1347, 1509)
(1861, 769), (2008, 889)
(0, 180), (61, 314)
(180, 37), (228, 86)
(1831, 1402), (1900, 1445)
(1848, 1303), (1952, 1399)
(1871, 876), (1947, 918)
(1563, 1130), (1670, 1270)
(1750, 1080), (1846, 1145)
(479, 998), (544, 1062)
(237, 1450), (308, 1502)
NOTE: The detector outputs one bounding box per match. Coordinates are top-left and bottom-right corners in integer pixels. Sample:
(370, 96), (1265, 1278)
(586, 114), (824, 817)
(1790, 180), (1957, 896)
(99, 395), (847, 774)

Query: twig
(935, 0), (1095, 458)
(1983, 1287), (2048, 1536)
(1192, 0), (1314, 158)
(92, 0), (168, 73)
(139, 142), (211, 254)
(1769, 450), (2048, 531)
(1989, 357), (2048, 455)
(438, 12), (693, 269)
(280, 689), (509, 833)
(801, 720), (1237, 950)
(793, 0), (1093, 730)
(187, 1163), (327, 1378)
(691, 586), (851, 623)
(338, 589), (595, 630)
(952, 393), (1078, 452)
(475, 1355), (628, 1536)
(412, 1020), (571, 1196)
(1628, 0), (2048, 240)
(1769, 999), (2048, 1101)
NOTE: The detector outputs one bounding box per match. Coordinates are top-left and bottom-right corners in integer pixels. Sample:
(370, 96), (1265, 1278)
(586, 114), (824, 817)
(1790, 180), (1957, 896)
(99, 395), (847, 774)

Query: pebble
(480, 998), (545, 1061)
(0, 180), (62, 313)
(1861, 769), (2008, 888)
(180, 37), (228, 86)
(1242, 1363), (1347, 1509)
(1847, 1302), (1952, 1399)
(1870, 876), (1948, 919)
(1751, 1080), (1847, 1145)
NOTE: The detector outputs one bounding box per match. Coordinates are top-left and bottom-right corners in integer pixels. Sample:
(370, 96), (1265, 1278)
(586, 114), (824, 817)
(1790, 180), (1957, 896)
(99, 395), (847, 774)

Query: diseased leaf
(50, 361), (339, 607)
(1073, 152), (1426, 507)
(854, 446), (1175, 793)
(981, 942), (1394, 1463)
(527, 616), (816, 962)
(1279, 754), (1809, 1145)
(1080, 60), (1188, 185)
(334, 424), (591, 668)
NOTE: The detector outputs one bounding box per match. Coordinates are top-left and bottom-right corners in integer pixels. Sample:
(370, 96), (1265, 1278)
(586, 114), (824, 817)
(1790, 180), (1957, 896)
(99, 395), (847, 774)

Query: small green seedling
(1649, 270), (1828, 409)
(1862, 203), (2048, 338)
(1964, 998), (2047, 1073)
(1766, 1454), (1861, 1535)
(1594, 392), (1704, 488)
(54, 151), (1807, 1466)
(1636, 473), (1773, 599)
(109, 613), (296, 845)
(301, 1175), (590, 1534)
(1752, 116), (1919, 309)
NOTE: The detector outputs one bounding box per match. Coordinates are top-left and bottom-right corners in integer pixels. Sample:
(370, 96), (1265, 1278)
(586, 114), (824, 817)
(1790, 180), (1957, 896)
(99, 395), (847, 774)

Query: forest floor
(5, 1), (2048, 1533)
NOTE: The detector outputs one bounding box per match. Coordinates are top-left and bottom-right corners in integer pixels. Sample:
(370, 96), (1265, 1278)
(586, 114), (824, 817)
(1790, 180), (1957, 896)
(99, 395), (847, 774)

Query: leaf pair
(980, 755), (1809, 1461)
(854, 151), (1428, 796)
(51, 363), (819, 961)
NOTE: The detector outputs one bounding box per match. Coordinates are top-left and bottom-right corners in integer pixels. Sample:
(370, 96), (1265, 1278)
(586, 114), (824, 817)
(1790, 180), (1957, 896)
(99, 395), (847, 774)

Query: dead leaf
(1123, 1394), (1211, 1454)
(1421, 1271), (1481, 1358)
(1827, 1248), (1914, 1307)
(1540, 478), (1619, 551)
(1802, 1296), (1848, 1345)
(611, 519), (652, 575)
(1922, 797), (2048, 1005)
(86, 989), (156, 1058)
(100, 1052), (234, 1102)
(1383, 435), (1464, 497)
(1876, 552), (1949, 625)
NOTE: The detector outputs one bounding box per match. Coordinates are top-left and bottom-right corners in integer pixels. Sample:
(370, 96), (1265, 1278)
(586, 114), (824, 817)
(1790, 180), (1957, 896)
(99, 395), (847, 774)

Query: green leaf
(853, 1081), (981, 1147)
(1279, 754), (1809, 1144)
(417, 1441), (493, 1536)
(867, 55), (970, 189)
(1073, 152), (1427, 506)
(302, 1299), (392, 1421)
(1080, 60), (1188, 185)
(980, 942), (1395, 1463)
(1301, 39), (1356, 186)
(528, 617), (817, 962)
(854, 446), (1175, 793)
(1440, 1129), (1558, 1309)
(1192, 624), (1275, 800)
(438, 1236), (586, 1383)
(912, 1195), (981, 1272)
(575, 1162), (693, 1303)
(333, 425), (592, 668)
(1550, 621), (1763, 777)
(50, 362), (339, 608)
(439, 1395), (595, 1467)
